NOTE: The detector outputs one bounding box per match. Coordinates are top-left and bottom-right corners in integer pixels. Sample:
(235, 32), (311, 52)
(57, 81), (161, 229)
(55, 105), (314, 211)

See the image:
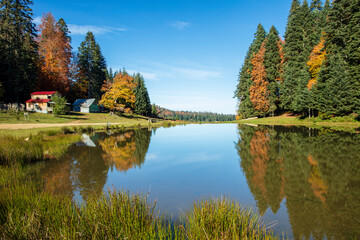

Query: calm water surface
(38, 124), (360, 239)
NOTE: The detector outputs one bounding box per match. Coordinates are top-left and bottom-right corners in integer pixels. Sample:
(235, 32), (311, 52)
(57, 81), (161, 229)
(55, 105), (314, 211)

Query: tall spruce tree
(282, 0), (303, 111)
(57, 18), (71, 42)
(235, 24), (266, 118)
(316, 52), (355, 115)
(264, 26), (282, 115)
(0, 0), (38, 103)
(316, 0), (360, 114)
(133, 73), (151, 116)
(77, 31), (106, 100)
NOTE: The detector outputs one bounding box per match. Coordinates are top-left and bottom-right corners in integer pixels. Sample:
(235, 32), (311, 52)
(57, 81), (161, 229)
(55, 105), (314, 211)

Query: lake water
(38, 124), (360, 239)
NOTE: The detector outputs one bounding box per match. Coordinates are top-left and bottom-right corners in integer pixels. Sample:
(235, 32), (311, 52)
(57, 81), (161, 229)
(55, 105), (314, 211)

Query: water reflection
(41, 128), (152, 201)
(235, 125), (360, 239)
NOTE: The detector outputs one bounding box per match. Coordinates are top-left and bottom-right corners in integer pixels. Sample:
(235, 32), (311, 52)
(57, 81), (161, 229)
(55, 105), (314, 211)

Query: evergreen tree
(235, 24), (266, 118)
(317, 0), (360, 114)
(57, 18), (71, 42)
(0, 0), (38, 103)
(77, 31), (106, 100)
(282, 0), (303, 111)
(316, 52), (355, 116)
(133, 73), (151, 116)
(151, 104), (158, 117)
(264, 26), (282, 115)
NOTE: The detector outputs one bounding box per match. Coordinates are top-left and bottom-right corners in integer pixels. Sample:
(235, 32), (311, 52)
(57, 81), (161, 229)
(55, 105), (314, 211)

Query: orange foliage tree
(37, 13), (72, 95)
(307, 36), (326, 90)
(99, 72), (136, 113)
(249, 41), (270, 115)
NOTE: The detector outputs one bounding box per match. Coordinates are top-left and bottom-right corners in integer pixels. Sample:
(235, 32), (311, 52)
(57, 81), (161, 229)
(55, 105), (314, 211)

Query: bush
(52, 94), (68, 116)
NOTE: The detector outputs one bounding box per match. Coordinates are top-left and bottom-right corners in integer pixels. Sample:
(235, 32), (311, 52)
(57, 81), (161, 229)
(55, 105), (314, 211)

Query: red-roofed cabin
(26, 91), (57, 113)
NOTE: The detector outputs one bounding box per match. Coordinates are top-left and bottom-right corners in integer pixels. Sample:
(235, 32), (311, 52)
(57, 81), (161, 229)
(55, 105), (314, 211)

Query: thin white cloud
(68, 24), (126, 35)
(170, 21), (190, 30)
(33, 16), (42, 25)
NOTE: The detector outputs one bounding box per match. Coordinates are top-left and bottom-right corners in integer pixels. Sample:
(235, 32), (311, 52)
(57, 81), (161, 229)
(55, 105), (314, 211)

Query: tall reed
(0, 136), (43, 165)
(185, 197), (276, 240)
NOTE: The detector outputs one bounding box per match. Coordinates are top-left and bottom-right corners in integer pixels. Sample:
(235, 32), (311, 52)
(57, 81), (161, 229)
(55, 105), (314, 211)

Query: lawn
(0, 111), (151, 124)
(0, 111), (182, 137)
(237, 115), (360, 129)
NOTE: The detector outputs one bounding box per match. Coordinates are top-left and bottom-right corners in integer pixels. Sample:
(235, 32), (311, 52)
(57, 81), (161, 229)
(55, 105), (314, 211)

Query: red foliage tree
(249, 41), (270, 115)
(37, 13), (72, 95)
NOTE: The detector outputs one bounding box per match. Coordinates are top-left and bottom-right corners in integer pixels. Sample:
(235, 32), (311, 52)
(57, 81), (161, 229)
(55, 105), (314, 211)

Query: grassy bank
(0, 111), (183, 137)
(0, 183), (279, 239)
(237, 115), (360, 129)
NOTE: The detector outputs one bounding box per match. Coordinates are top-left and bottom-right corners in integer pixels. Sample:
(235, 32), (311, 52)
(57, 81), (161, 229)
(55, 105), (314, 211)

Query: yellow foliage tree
(99, 72), (136, 113)
(307, 36), (326, 90)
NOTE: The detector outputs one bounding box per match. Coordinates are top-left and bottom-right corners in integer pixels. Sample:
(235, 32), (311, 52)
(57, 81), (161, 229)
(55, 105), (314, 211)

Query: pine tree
(282, 0), (303, 111)
(57, 18), (71, 42)
(318, 0), (360, 114)
(316, 52), (355, 115)
(133, 73), (151, 116)
(235, 24), (266, 118)
(264, 26), (282, 115)
(0, 0), (38, 103)
(77, 31), (107, 100)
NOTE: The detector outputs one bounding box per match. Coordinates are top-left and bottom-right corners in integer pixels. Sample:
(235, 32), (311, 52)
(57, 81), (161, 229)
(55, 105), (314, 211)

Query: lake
(36, 124), (360, 239)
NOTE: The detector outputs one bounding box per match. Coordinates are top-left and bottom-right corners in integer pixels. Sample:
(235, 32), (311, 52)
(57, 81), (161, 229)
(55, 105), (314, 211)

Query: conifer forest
(235, 0), (360, 119)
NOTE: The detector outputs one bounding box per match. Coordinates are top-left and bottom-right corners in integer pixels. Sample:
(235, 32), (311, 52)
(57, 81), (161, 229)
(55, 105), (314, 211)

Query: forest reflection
(235, 125), (360, 240)
(40, 128), (152, 201)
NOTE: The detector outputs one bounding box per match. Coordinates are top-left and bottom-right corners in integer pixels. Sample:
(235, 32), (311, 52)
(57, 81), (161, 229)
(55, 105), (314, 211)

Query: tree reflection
(99, 129), (152, 172)
(236, 125), (360, 239)
(40, 128), (152, 201)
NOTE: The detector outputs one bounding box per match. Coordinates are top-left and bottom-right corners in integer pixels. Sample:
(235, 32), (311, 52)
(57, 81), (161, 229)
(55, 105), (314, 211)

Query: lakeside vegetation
(237, 115), (360, 129)
(0, 130), (280, 239)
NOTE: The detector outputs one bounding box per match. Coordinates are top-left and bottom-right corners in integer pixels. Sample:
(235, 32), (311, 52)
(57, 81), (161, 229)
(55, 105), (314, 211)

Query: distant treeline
(235, 0), (360, 119)
(155, 106), (235, 122)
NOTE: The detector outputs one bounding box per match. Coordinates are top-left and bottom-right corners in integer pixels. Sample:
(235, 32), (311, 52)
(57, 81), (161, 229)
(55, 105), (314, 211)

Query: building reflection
(236, 125), (360, 239)
(41, 128), (152, 201)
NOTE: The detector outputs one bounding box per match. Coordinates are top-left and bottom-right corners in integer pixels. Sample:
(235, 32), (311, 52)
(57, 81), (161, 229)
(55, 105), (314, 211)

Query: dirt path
(0, 122), (125, 130)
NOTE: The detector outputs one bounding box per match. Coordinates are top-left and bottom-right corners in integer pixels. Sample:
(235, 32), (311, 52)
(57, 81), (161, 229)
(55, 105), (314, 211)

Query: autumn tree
(235, 24), (267, 119)
(77, 31), (107, 100)
(0, 0), (38, 103)
(249, 41), (269, 116)
(99, 72), (136, 113)
(37, 13), (72, 96)
(307, 36), (325, 90)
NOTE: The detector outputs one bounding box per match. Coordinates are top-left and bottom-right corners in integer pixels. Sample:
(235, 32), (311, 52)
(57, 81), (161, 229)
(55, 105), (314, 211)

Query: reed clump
(0, 186), (180, 239)
(185, 197), (276, 240)
(0, 136), (43, 165)
(0, 182), (279, 239)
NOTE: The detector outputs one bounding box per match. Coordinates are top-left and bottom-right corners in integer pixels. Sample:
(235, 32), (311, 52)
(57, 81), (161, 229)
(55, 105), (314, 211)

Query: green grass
(0, 111), (166, 124)
(186, 197), (277, 240)
(0, 158), (280, 239)
(237, 115), (360, 128)
(0, 185), (279, 239)
(0, 136), (43, 165)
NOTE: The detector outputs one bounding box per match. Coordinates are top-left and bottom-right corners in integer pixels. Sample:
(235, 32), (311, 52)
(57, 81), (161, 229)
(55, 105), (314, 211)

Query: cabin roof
(81, 99), (96, 108)
(26, 99), (51, 103)
(30, 91), (57, 95)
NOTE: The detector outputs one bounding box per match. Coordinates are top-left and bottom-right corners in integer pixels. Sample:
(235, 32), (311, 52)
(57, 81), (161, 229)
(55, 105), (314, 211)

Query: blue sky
(32, 0), (292, 114)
